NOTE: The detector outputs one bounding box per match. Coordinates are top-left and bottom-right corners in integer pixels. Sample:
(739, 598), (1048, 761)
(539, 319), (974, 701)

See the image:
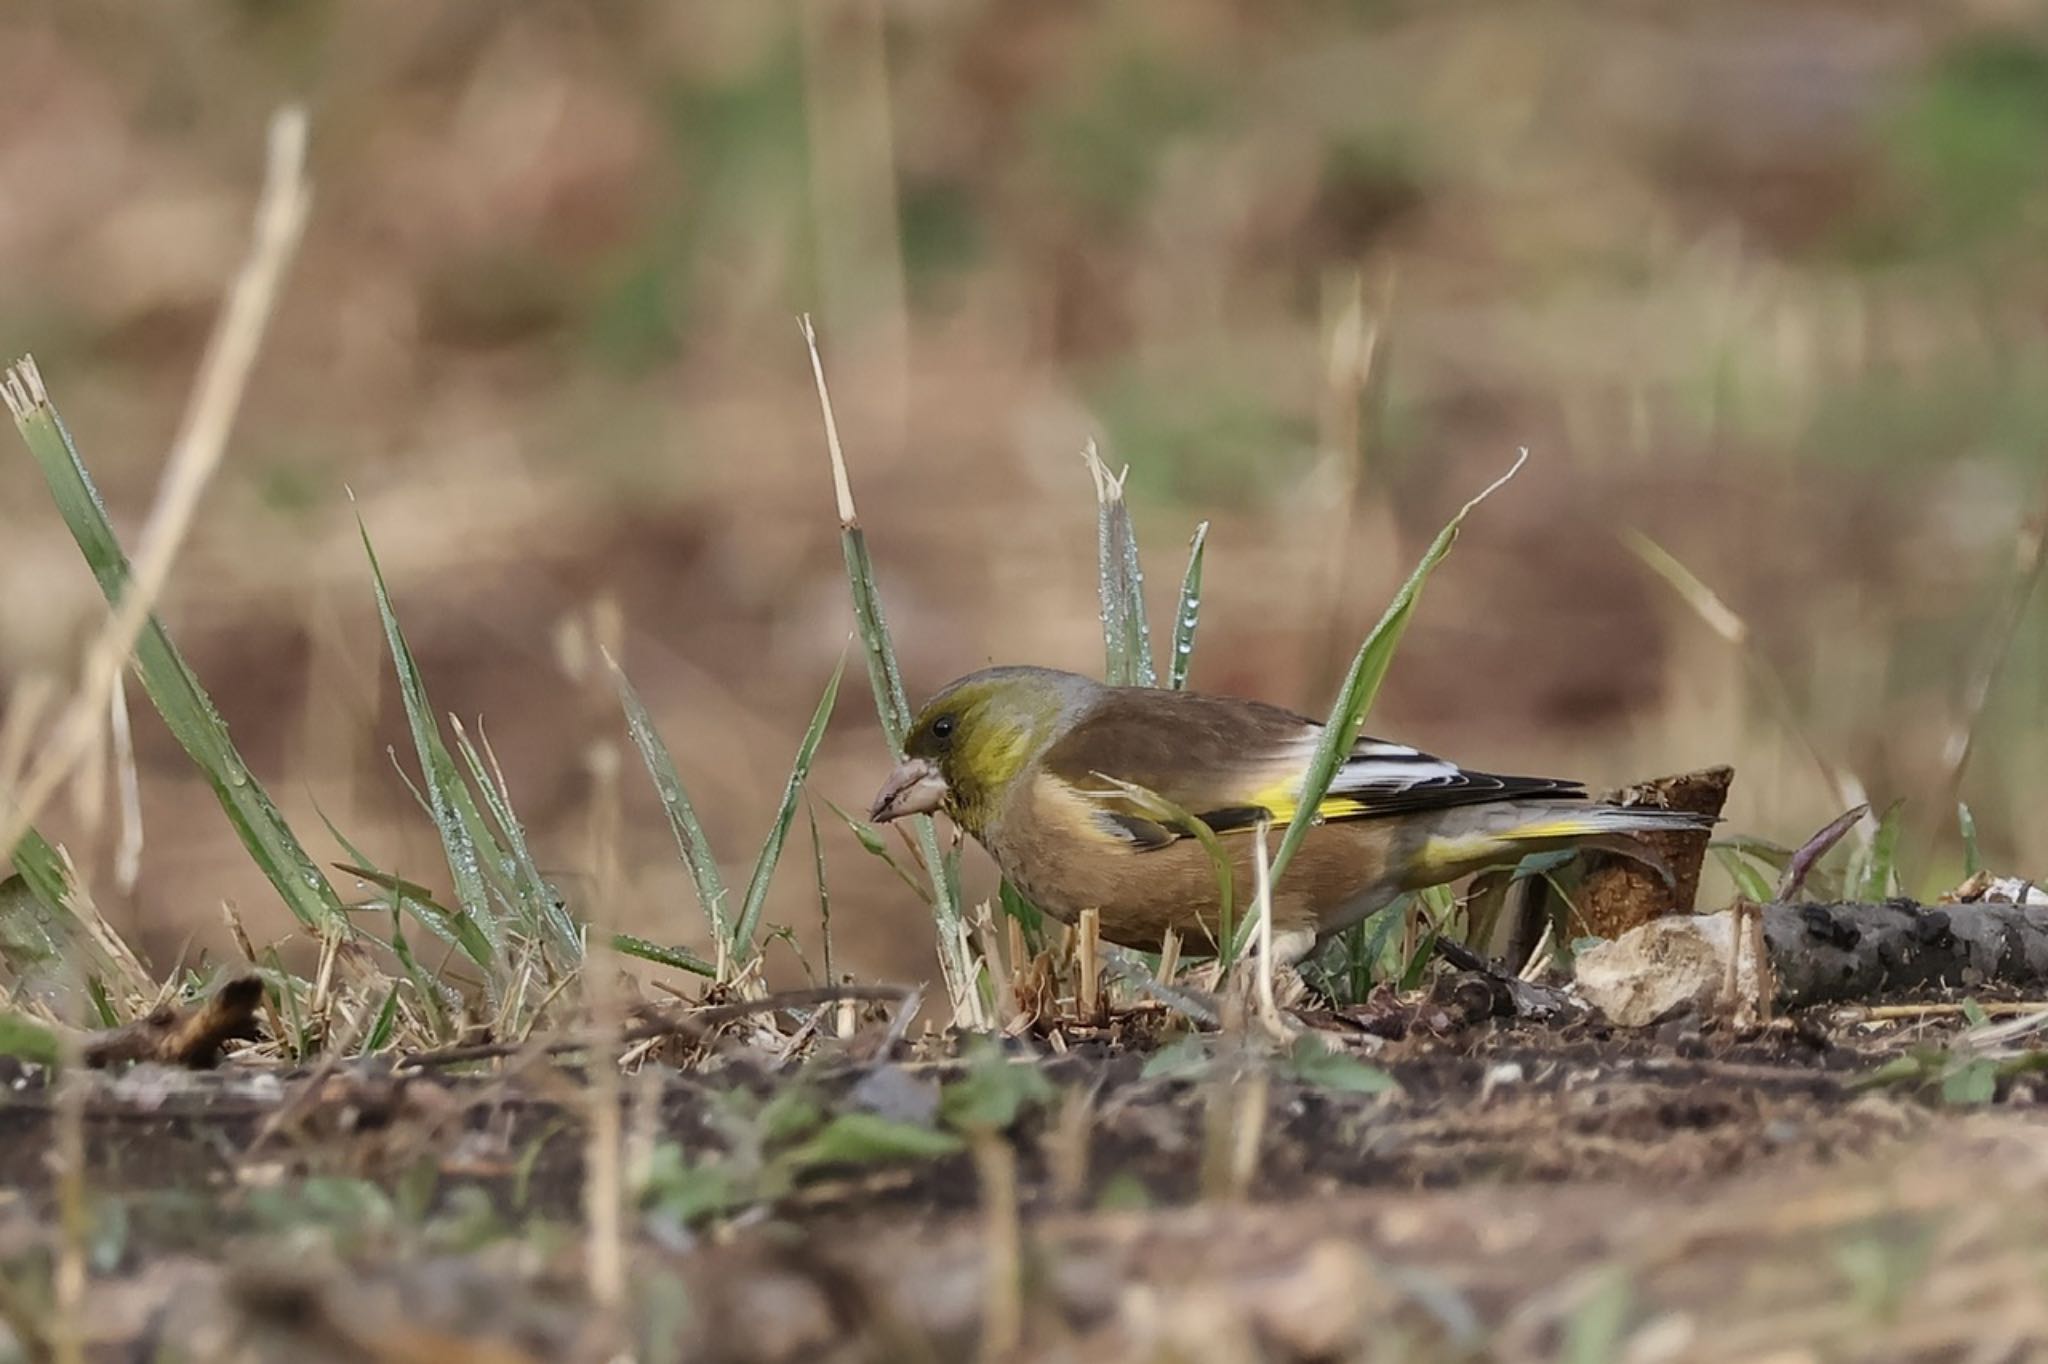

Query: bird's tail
(1415, 802), (1714, 886)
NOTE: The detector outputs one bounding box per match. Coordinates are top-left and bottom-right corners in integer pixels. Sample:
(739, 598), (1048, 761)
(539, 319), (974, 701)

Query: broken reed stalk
(975, 901), (1018, 1026)
(1046, 1088), (1094, 1210)
(799, 316), (977, 1023)
(1077, 908), (1101, 1024)
(1156, 927), (1182, 988)
(0, 107), (311, 868)
(1200, 1067), (1268, 1203)
(1229, 1071), (1269, 1201)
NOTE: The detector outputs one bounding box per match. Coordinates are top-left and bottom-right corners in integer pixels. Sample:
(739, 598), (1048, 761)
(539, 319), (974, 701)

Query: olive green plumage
(868, 666), (1711, 961)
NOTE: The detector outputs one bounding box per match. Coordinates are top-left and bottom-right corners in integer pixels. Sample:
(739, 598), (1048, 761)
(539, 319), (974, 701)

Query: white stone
(1573, 911), (1764, 1027)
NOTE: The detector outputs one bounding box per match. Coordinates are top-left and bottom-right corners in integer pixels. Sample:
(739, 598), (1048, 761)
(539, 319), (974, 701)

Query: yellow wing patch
(1244, 779), (1372, 830)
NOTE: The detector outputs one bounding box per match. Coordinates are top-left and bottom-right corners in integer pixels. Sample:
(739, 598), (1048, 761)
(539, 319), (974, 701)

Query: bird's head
(868, 666), (1092, 836)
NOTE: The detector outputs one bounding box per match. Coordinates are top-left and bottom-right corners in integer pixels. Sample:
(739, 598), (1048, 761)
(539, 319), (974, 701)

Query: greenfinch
(869, 666), (1712, 963)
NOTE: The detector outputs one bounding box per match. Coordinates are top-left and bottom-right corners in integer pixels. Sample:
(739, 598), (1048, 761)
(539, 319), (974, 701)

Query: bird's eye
(931, 714), (955, 741)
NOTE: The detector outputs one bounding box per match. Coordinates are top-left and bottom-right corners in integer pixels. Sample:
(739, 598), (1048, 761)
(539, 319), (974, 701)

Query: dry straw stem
(1623, 527), (1870, 824)
(969, 1128), (1024, 1360)
(1934, 474), (2048, 827)
(1250, 816), (1287, 1040)
(52, 1029), (85, 1364)
(580, 730), (628, 1320)
(108, 677), (143, 894)
(800, 313), (859, 528)
(0, 107), (311, 867)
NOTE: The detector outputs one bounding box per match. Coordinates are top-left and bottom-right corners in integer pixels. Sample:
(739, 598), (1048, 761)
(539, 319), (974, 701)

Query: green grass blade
(840, 521), (967, 978)
(1, 829), (124, 1008)
(357, 517), (505, 986)
(732, 656), (845, 957)
(611, 933), (716, 978)
(819, 797), (931, 904)
(1859, 800), (1904, 902)
(803, 318), (974, 1011)
(841, 523), (915, 749)
(1712, 846), (1775, 904)
(1269, 451), (1528, 889)
(263, 945), (310, 1058)
(363, 980), (402, 1052)
(335, 863), (495, 969)
(807, 799), (834, 985)
(452, 718), (580, 961)
(8, 828), (74, 921)
(1084, 441), (1155, 688)
(8, 371), (345, 931)
(385, 909), (455, 1043)
(1959, 802), (1981, 877)
(997, 880), (1047, 956)
(0, 1011), (60, 1066)
(607, 655), (732, 946)
(1167, 520), (1209, 691)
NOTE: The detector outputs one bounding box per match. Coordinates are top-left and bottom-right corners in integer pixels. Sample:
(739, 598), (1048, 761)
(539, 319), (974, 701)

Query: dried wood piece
(1573, 765), (1731, 938)
(82, 974), (264, 1068)
(1579, 898), (2048, 1025)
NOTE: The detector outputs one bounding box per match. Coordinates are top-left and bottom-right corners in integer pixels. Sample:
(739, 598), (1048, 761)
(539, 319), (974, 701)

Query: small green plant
(1139, 1030), (1393, 1095)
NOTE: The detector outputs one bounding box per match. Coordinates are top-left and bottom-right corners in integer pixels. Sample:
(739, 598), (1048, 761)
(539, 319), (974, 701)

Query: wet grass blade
(358, 518), (505, 987)
(607, 655), (731, 947)
(8, 375), (345, 931)
(335, 863), (495, 969)
(1269, 450), (1528, 888)
(1084, 441), (1155, 687)
(819, 797), (931, 904)
(385, 909), (454, 1044)
(1167, 521), (1209, 691)
(611, 933), (716, 978)
(2, 832), (121, 1000)
(8, 828), (70, 920)
(731, 656), (845, 958)
(1959, 803), (1982, 877)
(808, 799), (834, 985)
(363, 980), (402, 1052)
(453, 717), (581, 962)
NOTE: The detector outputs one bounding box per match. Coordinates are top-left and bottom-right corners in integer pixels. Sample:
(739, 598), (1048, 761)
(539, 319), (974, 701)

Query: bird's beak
(869, 757), (947, 823)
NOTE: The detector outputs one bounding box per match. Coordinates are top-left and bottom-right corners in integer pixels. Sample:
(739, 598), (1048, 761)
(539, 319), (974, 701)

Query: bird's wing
(1039, 688), (1581, 847)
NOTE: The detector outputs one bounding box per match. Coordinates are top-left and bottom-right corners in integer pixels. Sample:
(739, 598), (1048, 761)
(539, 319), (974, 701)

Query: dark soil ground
(5, 991), (2045, 1363)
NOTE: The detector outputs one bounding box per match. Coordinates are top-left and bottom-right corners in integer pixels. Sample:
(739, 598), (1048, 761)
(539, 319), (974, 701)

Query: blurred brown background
(2, 0), (2043, 984)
